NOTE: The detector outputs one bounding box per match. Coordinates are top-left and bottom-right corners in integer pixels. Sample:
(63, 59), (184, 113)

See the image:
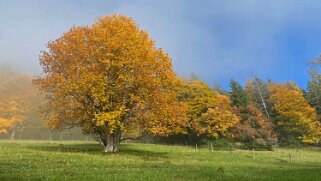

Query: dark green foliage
(307, 57), (321, 120)
(278, 134), (303, 147)
(208, 138), (235, 151)
(306, 77), (321, 116)
(152, 133), (204, 146)
(229, 79), (248, 108)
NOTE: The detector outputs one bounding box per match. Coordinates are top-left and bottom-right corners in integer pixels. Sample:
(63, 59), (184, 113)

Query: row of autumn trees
(1, 15), (321, 152)
(2, 65), (320, 149)
(170, 77), (321, 149)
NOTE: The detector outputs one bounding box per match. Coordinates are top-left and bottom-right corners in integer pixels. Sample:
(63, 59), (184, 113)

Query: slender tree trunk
(19, 126), (25, 140)
(60, 132), (63, 141)
(256, 84), (270, 119)
(10, 129), (15, 140)
(49, 132), (52, 141)
(113, 133), (121, 152)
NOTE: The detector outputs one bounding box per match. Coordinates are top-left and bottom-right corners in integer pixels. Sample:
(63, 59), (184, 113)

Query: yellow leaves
(302, 121), (321, 144)
(0, 69), (34, 134)
(46, 116), (61, 129)
(94, 106), (126, 134)
(196, 107), (239, 139)
(268, 83), (321, 143)
(179, 80), (239, 139)
(0, 117), (15, 134)
(34, 14), (186, 138)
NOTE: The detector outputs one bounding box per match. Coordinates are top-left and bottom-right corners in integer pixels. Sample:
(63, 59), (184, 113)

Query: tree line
(1, 15), (320, 152)
(163, 76), (320, 150)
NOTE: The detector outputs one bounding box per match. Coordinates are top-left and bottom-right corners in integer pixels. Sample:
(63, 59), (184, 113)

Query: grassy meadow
(0, 140), (320, 181)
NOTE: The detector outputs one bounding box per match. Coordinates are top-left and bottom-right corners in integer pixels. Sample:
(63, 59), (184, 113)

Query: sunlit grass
(0, 140), (320, 180)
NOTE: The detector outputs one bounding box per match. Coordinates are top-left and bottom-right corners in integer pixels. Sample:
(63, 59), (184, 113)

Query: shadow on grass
(28, 142), (169, 160)
(28, 143), (101, 153)
(2, 142), (321, 181)
(120, 144), (169, 160)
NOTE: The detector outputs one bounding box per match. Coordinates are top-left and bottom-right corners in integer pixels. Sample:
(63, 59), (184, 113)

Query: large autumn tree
(268, 83), (321, 144)
(33, 15), (187, 152)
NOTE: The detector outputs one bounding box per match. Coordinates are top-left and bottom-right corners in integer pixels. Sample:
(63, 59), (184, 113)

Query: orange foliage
(268, 83), (321, 144)
(33, 15), (187, 149)
(179, 80), (239, 139)
(232, 104), (277, 146)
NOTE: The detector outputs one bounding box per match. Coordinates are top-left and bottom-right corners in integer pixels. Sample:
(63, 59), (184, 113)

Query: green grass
(0, 140), (320, 181)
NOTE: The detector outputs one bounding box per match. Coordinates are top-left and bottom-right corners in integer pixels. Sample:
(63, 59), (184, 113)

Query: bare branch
(120, 134), (147, 142)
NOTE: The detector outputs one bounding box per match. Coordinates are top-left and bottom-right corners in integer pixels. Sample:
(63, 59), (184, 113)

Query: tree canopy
(33, 15), (187, 152)
(178, 80), (238, 140)
(268, 83), (321, 144)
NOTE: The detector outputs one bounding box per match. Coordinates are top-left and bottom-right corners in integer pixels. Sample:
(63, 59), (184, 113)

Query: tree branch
(120, 134), (147, 142)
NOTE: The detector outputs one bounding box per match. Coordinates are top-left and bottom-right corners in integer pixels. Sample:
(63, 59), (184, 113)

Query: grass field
(0, 140), (320, 181)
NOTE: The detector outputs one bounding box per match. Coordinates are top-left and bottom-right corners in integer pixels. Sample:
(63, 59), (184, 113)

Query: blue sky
(1, 1), (321, 89)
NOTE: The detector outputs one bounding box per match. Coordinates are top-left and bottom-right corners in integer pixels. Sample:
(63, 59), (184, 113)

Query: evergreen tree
(306, 77), (321, 116)
(307, 56), (321, 120)
(229, 79), (248, 108)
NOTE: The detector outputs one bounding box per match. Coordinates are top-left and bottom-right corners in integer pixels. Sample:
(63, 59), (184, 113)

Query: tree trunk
(49, 132), (52, 141)
(60, 132), (63, 141)
(19, 127), (24, 140)
(102, 133), (121, 153)
(256, 83), (270, 119)
(10, 129), (15, 140)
